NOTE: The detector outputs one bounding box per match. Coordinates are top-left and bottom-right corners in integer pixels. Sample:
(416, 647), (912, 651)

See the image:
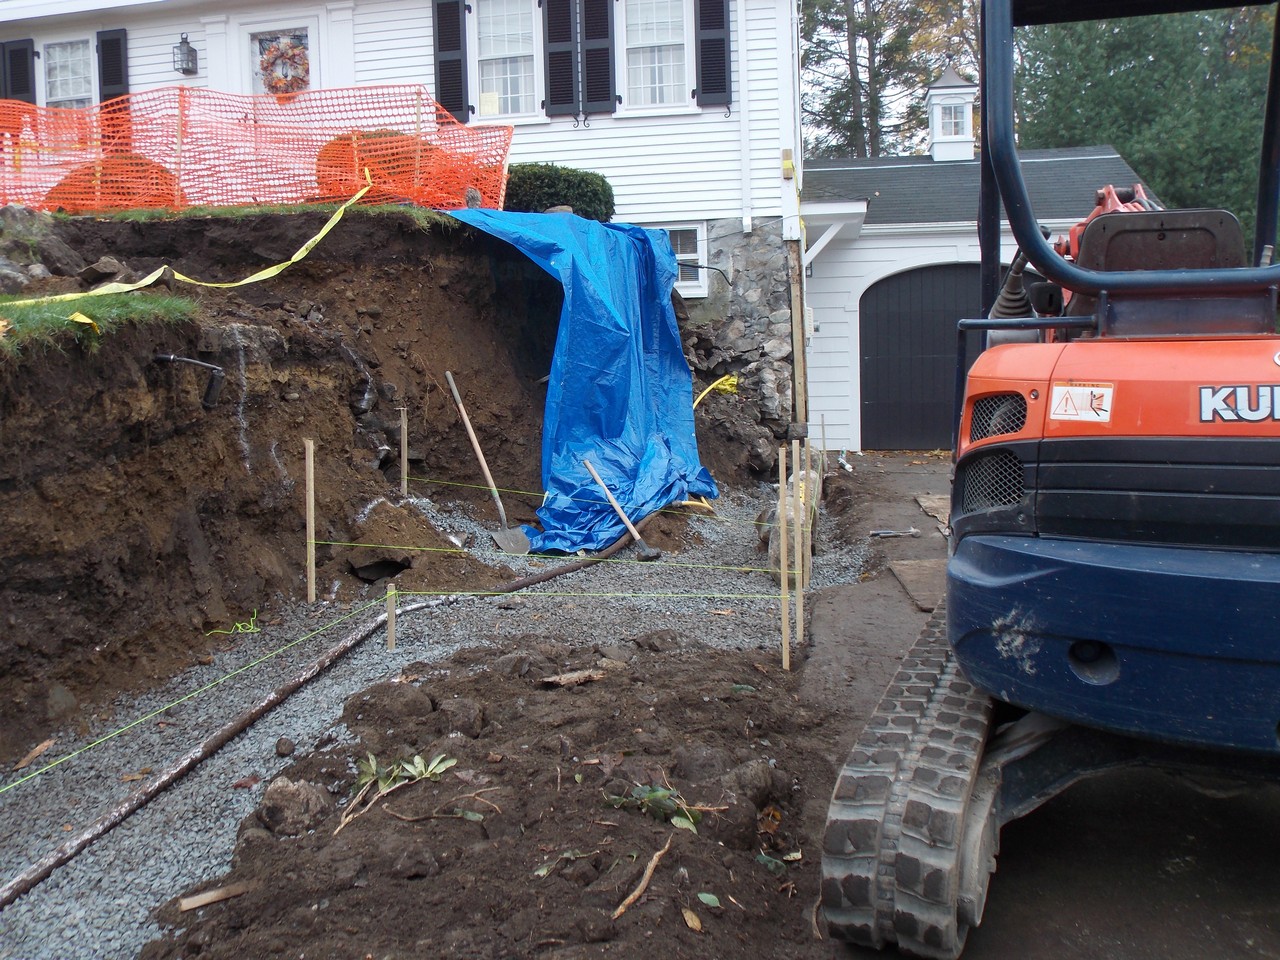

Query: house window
(476, 0), (537, 117)
(251, 28), (311, 96)
(436, 0), (730, 120)
(625, 0), (687, 106)
(666, 224), (707, 297)
(45, 40), (92, 109)
(939, 102), (966, 138)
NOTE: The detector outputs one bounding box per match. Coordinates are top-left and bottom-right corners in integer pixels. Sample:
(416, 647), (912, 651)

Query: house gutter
(736, 0), (752, 233)
(0, 0), (182, 23)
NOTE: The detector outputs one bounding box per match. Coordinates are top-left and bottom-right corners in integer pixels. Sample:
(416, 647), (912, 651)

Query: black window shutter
(1, 40), (37, 104)
(434, 0), (470, 121)
(580, 0), (614, 114)
(695, 0), (730, 106)
(97, 29), (129, 101)
(543, 0), (579, 116)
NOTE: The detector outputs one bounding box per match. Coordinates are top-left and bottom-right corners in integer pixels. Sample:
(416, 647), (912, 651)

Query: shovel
(444, 370), (531, 554)
(582, 459), (661, 561)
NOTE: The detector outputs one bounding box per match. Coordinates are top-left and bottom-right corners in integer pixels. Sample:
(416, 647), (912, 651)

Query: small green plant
(503, 162), (615, 222)
(605, 784), (702, 833)
(336, 751), (457, 834)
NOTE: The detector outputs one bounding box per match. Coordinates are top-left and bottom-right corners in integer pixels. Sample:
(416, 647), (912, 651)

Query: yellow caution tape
(2, 173), (373, 309)
(67, 311), (99, 333)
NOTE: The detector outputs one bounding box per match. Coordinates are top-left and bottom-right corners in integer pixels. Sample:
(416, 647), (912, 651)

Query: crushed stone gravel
(0, 482), (869, 960)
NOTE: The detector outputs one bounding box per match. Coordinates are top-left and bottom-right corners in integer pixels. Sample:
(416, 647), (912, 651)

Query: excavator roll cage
(979, 0), (1280, 305)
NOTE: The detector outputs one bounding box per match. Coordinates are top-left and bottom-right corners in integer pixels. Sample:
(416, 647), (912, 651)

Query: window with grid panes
(625, 0), (686, 106)
(477, 0), (536, 116)
(940, 102), (967, 137)
(45, 40), (92, 109)
(667, 225), (706, 297)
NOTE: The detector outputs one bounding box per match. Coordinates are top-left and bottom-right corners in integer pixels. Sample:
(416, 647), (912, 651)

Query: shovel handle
(582, 459), (645, 543)
(444, 370), (508, 529)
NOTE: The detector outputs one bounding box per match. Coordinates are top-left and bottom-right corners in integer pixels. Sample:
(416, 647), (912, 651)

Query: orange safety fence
(0, 84), (511, 215)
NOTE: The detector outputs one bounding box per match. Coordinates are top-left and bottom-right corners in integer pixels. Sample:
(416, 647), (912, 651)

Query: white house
(800, 68), (1149, 451)
(0, 0), (804, 308)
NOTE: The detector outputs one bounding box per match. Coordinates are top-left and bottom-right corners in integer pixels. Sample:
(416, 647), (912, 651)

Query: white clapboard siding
(742, 0), (784, 217)
(92, 18), (212, 93)
(353, 0), (432, 87)
(0, 0), (800, 227)
(506, 114), (746, 223)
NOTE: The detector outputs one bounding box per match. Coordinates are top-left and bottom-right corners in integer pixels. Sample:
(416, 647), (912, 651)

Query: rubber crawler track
(820, 604), (994, 960)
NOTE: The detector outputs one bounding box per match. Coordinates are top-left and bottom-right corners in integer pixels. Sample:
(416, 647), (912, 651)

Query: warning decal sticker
(1050, 382), (1114, 422)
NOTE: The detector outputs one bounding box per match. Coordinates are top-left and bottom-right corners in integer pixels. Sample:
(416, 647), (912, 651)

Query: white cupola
(925, 64), (978, 162)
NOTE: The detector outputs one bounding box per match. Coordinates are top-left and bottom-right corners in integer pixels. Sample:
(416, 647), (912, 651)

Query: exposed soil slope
(1, 211), (577, 759)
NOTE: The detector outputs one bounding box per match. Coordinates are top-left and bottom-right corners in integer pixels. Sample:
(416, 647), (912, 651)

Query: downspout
(736, 0), (752, 233)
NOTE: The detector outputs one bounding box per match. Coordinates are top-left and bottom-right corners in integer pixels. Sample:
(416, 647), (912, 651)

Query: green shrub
(503, 163), (614, 222)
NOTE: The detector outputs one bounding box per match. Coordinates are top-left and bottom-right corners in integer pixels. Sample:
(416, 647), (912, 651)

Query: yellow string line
(0, 597), (383, 796)
(313, 539), (796, 576)
(395, 589), (788, 600)
(404, 474), (815, 534)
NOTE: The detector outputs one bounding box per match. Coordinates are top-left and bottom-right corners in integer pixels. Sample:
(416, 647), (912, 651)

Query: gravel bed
(0, 482), (866, 960)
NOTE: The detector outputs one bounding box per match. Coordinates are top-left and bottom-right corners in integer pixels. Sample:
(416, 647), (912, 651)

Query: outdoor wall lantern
(173, 34), (198, 75)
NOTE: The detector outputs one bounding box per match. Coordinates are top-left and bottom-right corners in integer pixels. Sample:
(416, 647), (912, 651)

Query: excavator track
(821, 605), (996, 960)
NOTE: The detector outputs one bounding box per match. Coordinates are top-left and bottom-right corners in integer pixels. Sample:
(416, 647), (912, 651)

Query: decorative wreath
(260, 39), (310, 95)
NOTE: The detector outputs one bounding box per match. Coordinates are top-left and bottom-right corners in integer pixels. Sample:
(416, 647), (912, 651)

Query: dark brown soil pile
(139, 639), (839, 960)
(0, 211), (566, 760)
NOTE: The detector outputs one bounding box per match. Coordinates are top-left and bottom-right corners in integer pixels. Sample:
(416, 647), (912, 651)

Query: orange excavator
(821, 1), (1280, 957)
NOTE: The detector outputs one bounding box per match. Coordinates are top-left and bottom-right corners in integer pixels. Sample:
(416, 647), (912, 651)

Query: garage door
(860, 264), (984, 450)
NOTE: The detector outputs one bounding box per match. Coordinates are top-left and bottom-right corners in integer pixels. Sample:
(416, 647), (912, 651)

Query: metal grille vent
(961, 451), (1025, 513)
(969, 393), (1027, 443)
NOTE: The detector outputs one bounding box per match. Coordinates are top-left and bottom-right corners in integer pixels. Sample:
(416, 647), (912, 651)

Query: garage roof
(804, 146), (1150, 226)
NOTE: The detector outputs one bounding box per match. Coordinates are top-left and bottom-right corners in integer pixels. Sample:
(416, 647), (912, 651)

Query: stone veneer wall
(679, 217), (796, 474)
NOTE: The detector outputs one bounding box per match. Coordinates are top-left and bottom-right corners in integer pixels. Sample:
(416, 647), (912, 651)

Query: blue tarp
(449, 209), (718, 553)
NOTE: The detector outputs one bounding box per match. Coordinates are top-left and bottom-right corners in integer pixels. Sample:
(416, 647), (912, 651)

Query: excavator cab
(821, 2), (1280, 957)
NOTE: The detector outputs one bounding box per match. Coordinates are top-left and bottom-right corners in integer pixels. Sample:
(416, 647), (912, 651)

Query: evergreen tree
(804, 0), (979, 157)
(1016, 7), (1273, 237)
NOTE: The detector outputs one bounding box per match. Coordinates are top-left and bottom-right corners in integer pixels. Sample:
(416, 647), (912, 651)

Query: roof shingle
(803, 146), (1150, 225)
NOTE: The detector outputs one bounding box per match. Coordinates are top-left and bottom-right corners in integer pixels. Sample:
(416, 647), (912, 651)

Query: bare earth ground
(133, 458), (944, 960)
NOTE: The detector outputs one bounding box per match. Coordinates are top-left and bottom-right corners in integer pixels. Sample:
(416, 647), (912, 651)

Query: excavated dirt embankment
(2, 210), (776, 761)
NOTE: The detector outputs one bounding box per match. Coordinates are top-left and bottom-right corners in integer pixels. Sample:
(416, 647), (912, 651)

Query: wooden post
(792, 438), (805, 649)
(786, 240), (809, 425)
(399, 406), (408, 497)
(304, 438), (315, 604)
(821, 415), (828, 476)
(386, 584), (397, 651)
(778, 445), (790, 672)
(802, 437), (812, 591)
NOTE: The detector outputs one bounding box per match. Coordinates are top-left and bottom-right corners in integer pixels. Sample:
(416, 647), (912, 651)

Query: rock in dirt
(35, 234), (86, 276)
(256, 777), (334, 836)
(438, 697), (484, 737)
(78, 256), (134, 285)
(0, 256), (29, 293)
(492, 651), (554, 678)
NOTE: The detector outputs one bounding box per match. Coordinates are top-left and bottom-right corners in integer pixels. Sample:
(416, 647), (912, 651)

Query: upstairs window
(939, 102), (967, 138)
(477, 0), (536, 117)
(437, 0), (729, 121)
(625, 0), (686, 106)
(45, 40), (92, 109)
